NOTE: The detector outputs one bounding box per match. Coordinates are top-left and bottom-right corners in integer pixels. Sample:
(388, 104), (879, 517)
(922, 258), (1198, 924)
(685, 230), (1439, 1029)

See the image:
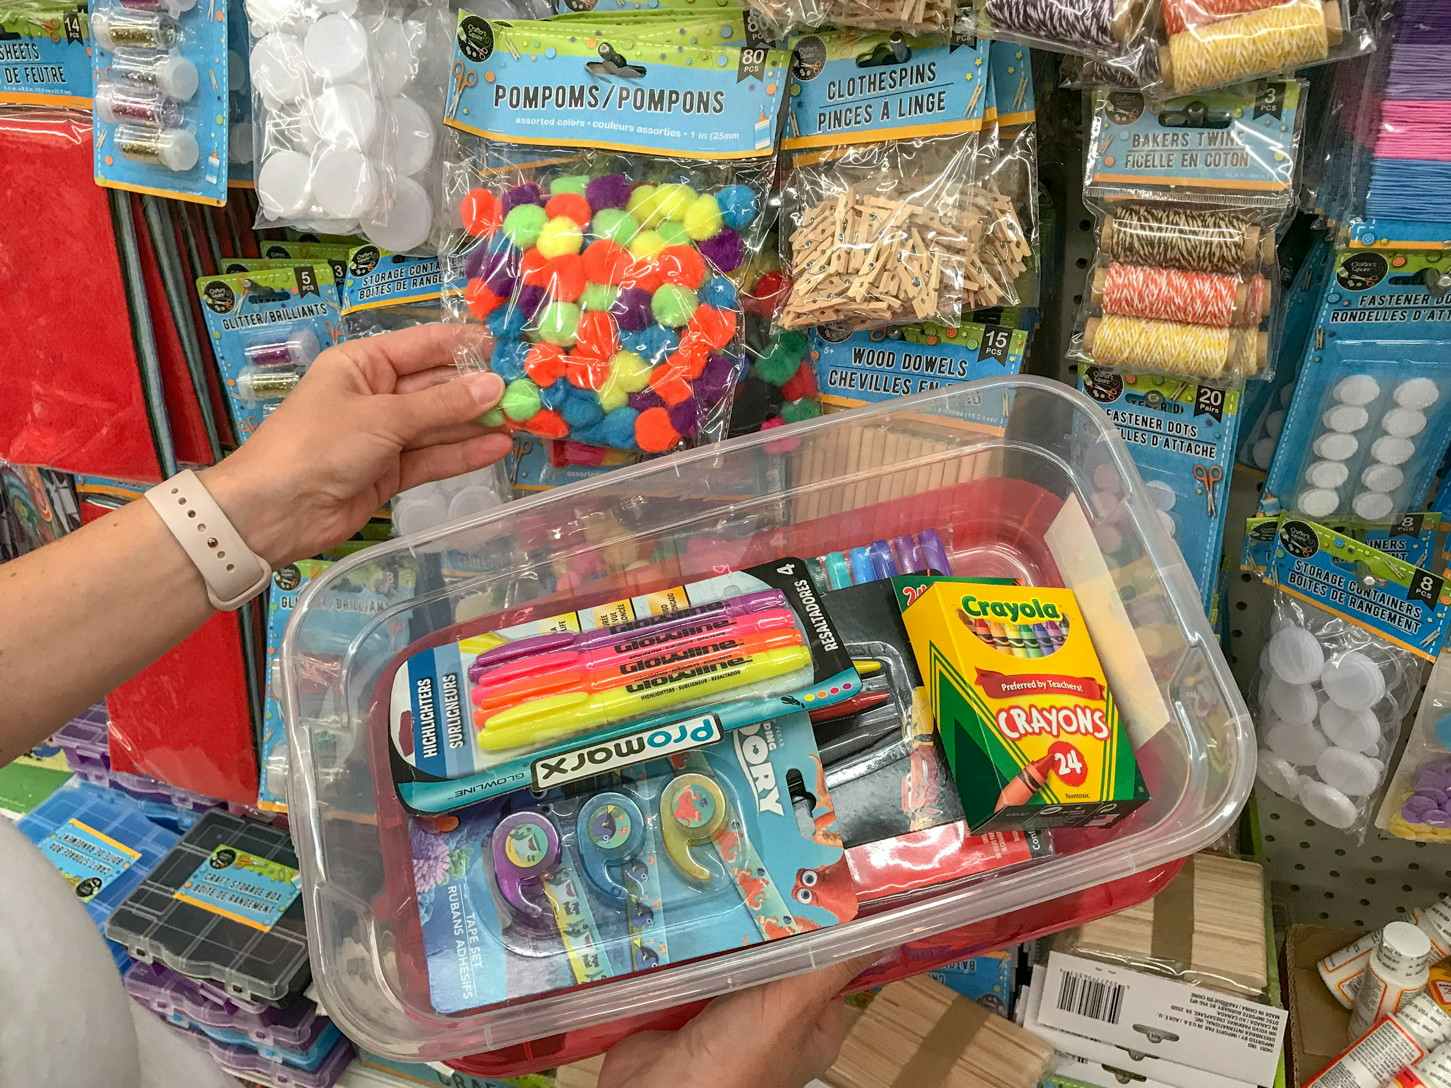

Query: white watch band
(145, 470), (271, 611)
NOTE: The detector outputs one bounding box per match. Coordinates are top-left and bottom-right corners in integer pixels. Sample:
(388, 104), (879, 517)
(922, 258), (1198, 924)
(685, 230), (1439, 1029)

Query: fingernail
(468, 371), (504, 408)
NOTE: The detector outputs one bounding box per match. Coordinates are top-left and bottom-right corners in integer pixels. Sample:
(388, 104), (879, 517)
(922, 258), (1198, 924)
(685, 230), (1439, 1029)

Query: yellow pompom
(628, 229), (667, 261)
(609, 350), (652, 393)
(597, 383), (628, 412)
(628, 184), (666, 227)
(537, 215), (584, 259)
(654, 183), (696, 222)
(683, 193), (724, 241)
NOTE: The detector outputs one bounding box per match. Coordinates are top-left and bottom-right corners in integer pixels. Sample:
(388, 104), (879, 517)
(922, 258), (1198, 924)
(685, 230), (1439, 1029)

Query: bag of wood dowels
(438, 18), (787, 455)
(778, 34), (1030, 332)
(1054, 853), (1270, 998)
(1069, 79), (1305, 382)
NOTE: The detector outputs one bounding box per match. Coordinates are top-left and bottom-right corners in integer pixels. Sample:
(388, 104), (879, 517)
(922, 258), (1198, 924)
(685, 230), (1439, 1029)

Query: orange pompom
(648, 363), (694, 406)
(582, 240), (631, 285)
(460, 188), (501, 237)
(657, 245), (706, 289)
(635, 406), (681, 453)
(668, 335), (710, 379)
(622, 259), (664, 294)
(688, 304), (736, 350)
(565, 354), (612, 391)
(464, 278), (502, 319)
(524, 408), (570, 439)
(781, 361), (818, 402)
(544, 192), (592, 228)
(524, 343), (567, 386)
(574, 310), (618, 362)
(520, 247), (552, 288)
(546, 253), (586, 302)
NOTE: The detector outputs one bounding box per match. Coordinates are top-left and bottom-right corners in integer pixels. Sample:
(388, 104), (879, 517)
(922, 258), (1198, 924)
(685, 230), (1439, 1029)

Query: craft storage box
(281, 376), (1254, 1065)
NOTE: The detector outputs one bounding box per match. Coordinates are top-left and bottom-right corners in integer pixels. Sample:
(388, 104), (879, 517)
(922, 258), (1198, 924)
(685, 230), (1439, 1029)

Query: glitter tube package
(440, 17), (787, 455)
(1251, 517), (1449, 842)
(246, 0), (449, 248)
(777, 34), (1031, 332)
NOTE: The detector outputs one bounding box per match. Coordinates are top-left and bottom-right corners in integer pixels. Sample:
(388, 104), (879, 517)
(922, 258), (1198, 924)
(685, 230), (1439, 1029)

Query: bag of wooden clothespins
(1068, 78), (1306, 382)
(777, 33), (1032, 332)
(743, 0), (953, 43)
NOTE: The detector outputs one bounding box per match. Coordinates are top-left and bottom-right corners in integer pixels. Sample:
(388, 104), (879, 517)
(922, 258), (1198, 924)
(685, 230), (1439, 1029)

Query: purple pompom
(668, 398), (700, 438)
(696, 351), (739, 405)
(698, 228), (744, 273)
(516, 283), (547, 318)
(611, 286), (652, 331)
(585, 174), (632, 210)
(501, 183), (544, 213)
(467, 244), (518, 294)
(629, 389), (664, 412)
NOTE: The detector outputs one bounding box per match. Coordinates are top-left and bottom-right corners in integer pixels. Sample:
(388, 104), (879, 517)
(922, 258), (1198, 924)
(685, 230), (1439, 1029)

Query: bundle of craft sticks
(1060, 852), (1268, 996)
(826, 975), (1054, 1088)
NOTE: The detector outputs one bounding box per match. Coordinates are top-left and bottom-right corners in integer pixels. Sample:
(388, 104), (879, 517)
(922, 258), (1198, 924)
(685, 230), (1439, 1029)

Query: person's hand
(598, 958), (871, 1088)
(200, 324), (509, 567)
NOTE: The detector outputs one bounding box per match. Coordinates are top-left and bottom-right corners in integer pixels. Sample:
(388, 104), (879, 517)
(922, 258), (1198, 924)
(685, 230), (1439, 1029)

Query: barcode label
(1056, 969), (1126, 1024)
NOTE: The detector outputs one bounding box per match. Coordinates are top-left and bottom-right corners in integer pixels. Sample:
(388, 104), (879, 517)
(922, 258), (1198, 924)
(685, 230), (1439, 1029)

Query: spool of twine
(1159, 0), (1336, 95)
(1102, 206), (1262, 275)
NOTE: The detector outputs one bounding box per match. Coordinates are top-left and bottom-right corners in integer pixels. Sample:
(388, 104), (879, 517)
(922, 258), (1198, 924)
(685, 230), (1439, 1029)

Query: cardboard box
(1283, 924), (1360, 1087)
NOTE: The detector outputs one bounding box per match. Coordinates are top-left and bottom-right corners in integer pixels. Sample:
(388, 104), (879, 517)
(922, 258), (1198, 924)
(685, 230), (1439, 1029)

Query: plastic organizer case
(281, 376), (1253, 1063)
(125, 961), (327, 1051)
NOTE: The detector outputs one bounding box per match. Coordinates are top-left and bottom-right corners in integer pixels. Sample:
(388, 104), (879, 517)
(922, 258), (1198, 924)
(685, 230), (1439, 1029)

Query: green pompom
(753, 348), (799, 386)
(550, 175), (589, 196)
(651, 284), (698, 328)
(501, 378), (542, 422)
(593, 208), (640, 245)
(502, 204), (547, 249)
(657, 220), (690, 247)
(480, 407), (506, 428)
(581, 283), (620, 311)
(536, 302), (581, 345)
(777, 330), (808, 358)
(781, 398), (822, 423)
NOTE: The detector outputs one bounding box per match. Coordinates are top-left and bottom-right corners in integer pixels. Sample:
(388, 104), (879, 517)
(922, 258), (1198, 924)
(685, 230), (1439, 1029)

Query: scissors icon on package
(1193, 464), (1223, 518)
(449, 62), (479, 116)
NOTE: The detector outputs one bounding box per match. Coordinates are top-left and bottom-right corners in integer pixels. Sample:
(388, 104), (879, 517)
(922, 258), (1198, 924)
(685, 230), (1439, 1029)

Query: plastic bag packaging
(778, 34), (1029, 331)
(1070, 80), (1304, 381)
(339, 245), (443, 339)
(246, 0), (448, 249)
(439, 18), (787, 454)
(1053, 853), (1268, 998)
(1376, 653), (1451, 841)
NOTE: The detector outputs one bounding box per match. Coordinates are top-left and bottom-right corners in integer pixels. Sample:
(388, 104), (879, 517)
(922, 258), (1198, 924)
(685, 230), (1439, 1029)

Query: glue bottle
(1348, 922), (1435, 1040)
(1320, 898), (1451, 1008)
(1305, 993), (1451, 1088)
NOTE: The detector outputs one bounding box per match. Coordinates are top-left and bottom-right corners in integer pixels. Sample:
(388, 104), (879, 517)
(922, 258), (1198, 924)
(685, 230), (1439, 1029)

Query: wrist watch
(144, 469), (271, 610)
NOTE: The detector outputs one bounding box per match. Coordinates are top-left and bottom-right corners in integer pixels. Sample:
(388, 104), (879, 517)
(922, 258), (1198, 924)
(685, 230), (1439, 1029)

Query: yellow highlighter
(477, 644), (812, 751)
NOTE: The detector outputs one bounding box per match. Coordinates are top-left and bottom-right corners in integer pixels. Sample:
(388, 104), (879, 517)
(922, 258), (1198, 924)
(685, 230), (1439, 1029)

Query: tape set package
(1072, 80), (1303, 382)
(438, 17), (786, 455)
(1376, 652), (1451, 842)
(0, 2), (92, 109)
(970, 0), (1377, 100)
(1251, 517), (1450, 839)
(90, 0), (227, 203)
(247, 0), (451, 249)
(778, 33), (1033, 331)
(196, 263), (340, 440)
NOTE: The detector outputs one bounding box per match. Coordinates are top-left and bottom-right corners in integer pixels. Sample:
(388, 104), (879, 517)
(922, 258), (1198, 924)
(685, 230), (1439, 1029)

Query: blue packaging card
(1268, 517), (1451, 660)
(0, 3), (91, 107)
(226, 0), (251, 186)
(811, 322), (1027, 419)
(91, 0), (228, 204)
(1080, 368), (1241, 611)
(929, 948), (1018, 1014)
(783, 32), (988, 151)
(547, 7), (771, 48)
(1242, 513), (1443, 578)
(196, 264), (340, 441)
(1085, 79), (1302, 201)
(174, 843), (302, 931)
(341, 247), (444, 316)
(988, 41), (1032, 129)
(445, 16), (789, 158)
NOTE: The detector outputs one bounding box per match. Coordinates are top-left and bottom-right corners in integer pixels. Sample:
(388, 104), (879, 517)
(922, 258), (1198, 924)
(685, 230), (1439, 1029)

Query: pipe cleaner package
(340, 247), (444, 339)
(196, 264), (340, 441)
(1072, 80), (1303, 382)
(779, 34), (1032, 331)
(409, 712), (856, 1012)
(1375, 652), (1451, 841)
(439, 16), (787, 454)
(248, 0), (449, 248)
(90, 0), (227, 204)
(0, 2), (91, 108)
(1080, 367), (1241, 611)
(389, 558), (857, 814)
(1252, 517), (1451, 840)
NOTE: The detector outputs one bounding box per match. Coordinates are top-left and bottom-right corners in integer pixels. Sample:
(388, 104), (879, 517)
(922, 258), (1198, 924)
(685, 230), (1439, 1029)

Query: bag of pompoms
(439, 16), (788, 455)
(778, 33), (1030, 332)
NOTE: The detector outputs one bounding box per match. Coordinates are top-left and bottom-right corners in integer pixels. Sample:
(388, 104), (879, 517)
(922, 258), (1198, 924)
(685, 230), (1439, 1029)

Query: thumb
(387, 371), (504, 442)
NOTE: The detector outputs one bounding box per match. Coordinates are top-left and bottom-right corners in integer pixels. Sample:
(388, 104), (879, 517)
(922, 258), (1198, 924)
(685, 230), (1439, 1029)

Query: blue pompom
(488, 304), (529, 341)
(619, 325), (679, 365)
(699, 275), (738, 309)
(490, 340), (529, 382)
(715, 184), (758, 232)
(600, 406), (640, 450)
(572, 420), (610, 446)
(561, 388), (605, 428)
(539, 380), (571, 410)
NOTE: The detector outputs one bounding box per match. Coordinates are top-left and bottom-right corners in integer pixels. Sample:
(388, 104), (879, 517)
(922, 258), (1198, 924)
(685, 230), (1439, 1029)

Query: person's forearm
(0, 490), (216, 765)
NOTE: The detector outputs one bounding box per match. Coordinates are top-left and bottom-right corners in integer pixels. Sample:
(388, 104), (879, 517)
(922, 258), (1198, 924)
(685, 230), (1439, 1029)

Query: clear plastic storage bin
(282, 376), (1254, 1061)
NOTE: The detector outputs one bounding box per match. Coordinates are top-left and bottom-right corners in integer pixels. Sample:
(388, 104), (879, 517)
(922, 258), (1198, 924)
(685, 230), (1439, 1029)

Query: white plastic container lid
(1305, 461), (1349, 490)
(312, 83), (378, 151)
(155, 54), (200, 100)
(1362, 463), (1404, 493)
(251, 33), (307, 108)
(1256, 751), (1301, 800)
(1297, 488), (1339, 519)
(1334, 374), (1380, 406)
(387, 95), (435, 178)
(305, 13), (370, 84)
(1319, 702), (1379, 754)
(1323, 651), (1386, 712)
(1396, 377), (1440, 410)
(1267, 625), (1324, 686)
(152, 129), (199, 172)
(1383, 408), (1428, 439)
(1372, 435), (1416, 466)
(372, 18), (416, 99)
(1323, 405), (1369, 433)
(1352, 491), (1394, 520)
(312, 147), (379, 220)
(256, 150), (314, 219)
(1314, 432), (1358, 461)
(1316, 747), (1382, 797)
(245, 0), (303, 34)
(1300, 780), (1357, 829)
(361, 175), (432, 254)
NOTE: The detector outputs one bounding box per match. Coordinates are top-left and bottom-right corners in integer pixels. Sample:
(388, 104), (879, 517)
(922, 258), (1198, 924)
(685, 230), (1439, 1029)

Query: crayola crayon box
(893, 577), (1148, 833)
